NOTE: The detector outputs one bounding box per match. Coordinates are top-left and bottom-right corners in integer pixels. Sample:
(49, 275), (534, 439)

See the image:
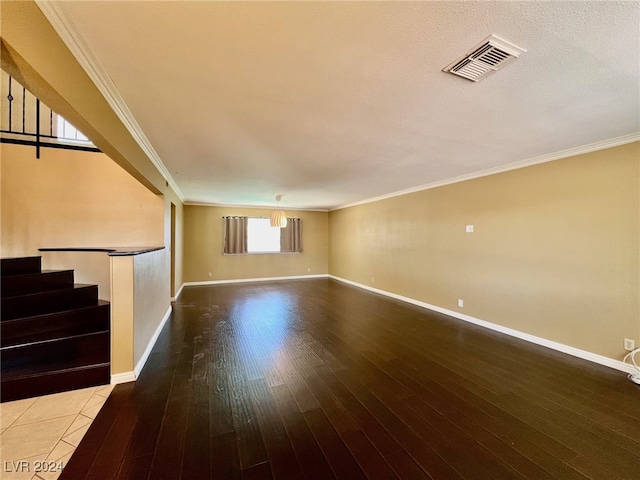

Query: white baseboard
(110, 371), (136, 385)
(110, 305), (173, 384)
(172, 283), (185, 301)
(134, 305), (173, 378)
(184, 274), (329, 287)
(328, 275), (636, 375)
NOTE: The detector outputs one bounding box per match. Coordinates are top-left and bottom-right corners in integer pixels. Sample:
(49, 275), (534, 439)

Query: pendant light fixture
(270, 194), (288, 228)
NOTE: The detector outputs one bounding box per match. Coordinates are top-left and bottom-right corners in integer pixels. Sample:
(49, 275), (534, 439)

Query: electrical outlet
(624, 338), (635, 351)
(208, 272), (212, 278)
(371, 276), (375, 283)
(458, 299), (464, 308)
(307, 267), (311, 272)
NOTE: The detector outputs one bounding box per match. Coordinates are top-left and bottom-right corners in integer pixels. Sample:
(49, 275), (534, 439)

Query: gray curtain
(223, 216), (248, 254)
(280, 218), (302, 253)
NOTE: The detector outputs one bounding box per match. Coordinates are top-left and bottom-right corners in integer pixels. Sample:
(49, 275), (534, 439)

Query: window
(247, 218), (280, 253)
(57, 115), (91, 144)
(223, 216), (302, 254)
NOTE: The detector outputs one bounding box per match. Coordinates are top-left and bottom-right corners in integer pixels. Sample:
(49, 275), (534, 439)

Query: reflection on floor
(0, 385), (114, 480)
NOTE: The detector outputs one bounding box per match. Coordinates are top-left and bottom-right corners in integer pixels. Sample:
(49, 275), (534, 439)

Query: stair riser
(0, 257), (42, 277)
(1, 285), (99, 321)
(1, 303), (110, 348)
(0, 365), (110, 403)
(1, 270), (75, 298)
(1, 331), (110, 378)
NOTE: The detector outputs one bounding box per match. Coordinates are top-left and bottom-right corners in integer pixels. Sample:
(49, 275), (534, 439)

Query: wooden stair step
(1, 331), (110, 380)
(1, 301), (110, 348)
(1, 256), (42, 277)
(0, 365), (110, 403)
(1, 284), (100, 321)
(1, 270), (75, 298)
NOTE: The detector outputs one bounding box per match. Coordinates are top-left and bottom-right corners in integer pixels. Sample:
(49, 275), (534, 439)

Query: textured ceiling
(57, 1), (639, 210)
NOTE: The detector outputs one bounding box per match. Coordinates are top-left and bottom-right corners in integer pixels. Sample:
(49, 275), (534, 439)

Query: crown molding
(184, 201), (329, 212)
(35, 0), (185, 202)
(333, 132), (640, 211)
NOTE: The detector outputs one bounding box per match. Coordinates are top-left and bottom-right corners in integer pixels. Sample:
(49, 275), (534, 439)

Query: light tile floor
(0, 385), (114, 480)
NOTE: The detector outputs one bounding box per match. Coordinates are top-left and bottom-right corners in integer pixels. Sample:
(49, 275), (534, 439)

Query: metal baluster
(36, 98), (40, 159)
(22, 87), (25, 133)
(7, 76), (13, 132)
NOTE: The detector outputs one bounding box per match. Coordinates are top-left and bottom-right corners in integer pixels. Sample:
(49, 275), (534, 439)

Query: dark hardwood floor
(60, 279), (640, 479)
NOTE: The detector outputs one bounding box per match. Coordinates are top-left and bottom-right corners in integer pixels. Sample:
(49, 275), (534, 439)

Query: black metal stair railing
(1, 72), (100, 158)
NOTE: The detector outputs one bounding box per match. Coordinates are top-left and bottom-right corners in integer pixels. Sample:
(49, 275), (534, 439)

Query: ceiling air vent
(443, 34), (526, 82)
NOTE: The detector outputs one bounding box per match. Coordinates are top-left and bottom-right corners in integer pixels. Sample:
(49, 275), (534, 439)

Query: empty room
(1, 1), (639, 480)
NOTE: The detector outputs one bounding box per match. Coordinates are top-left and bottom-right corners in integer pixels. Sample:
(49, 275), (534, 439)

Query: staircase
(1, 256), (110, 402)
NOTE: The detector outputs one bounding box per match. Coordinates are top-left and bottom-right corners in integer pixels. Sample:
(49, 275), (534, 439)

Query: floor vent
(443, 34), (526, 82)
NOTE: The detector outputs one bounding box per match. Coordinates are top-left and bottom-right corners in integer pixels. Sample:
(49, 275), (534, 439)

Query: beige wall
(165, 191), (184, 298)
(133, 249), (170, 368)
(41, 251), (112, 300)
(329, 142), (640, 360)
(183, 205), (328, 282)
(1, 144), (164, 254)
(109, 250), (171, 378)
(110, 256), (134, 375)
(1, 143), (165, 298)
(2, 144), (181, 379)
